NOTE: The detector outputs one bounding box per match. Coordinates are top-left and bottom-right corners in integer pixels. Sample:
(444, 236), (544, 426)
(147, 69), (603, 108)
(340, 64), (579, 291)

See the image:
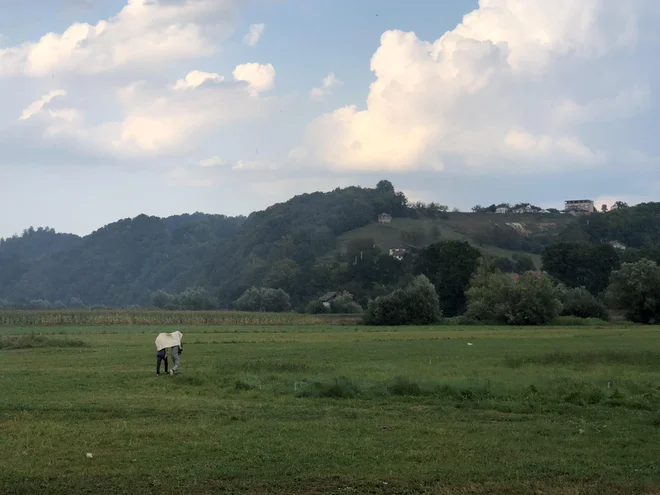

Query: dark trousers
(157, 355), (168, 374)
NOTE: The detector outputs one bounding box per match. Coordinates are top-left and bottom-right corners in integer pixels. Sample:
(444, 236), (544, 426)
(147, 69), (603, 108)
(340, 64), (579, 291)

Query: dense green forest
(1, 181), (658, 314)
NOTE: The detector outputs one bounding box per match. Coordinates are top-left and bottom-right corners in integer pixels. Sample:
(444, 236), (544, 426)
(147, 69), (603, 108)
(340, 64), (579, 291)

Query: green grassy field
(1, 324), (659, 494)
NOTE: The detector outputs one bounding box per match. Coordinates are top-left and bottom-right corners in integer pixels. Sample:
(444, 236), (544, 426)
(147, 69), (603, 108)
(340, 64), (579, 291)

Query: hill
(1, 214), (243, 307)
(337, 212), (579, 265)
(0, 181), (653, 309)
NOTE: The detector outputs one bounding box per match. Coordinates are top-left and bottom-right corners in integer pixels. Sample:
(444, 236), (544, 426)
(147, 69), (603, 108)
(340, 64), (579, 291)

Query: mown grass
(0, 324), (659, 494)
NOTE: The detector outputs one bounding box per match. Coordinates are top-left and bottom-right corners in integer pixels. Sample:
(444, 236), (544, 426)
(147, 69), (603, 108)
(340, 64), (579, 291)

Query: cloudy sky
(1, 0), (658, 237)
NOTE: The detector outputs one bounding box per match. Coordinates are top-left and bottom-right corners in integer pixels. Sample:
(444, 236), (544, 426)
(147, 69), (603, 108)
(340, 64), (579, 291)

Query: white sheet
(155, 331), (183, 351)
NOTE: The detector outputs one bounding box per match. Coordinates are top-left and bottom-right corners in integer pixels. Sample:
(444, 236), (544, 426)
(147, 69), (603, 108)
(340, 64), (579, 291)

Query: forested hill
(0, 182), (657, 309)
(0, 213), (244, 307)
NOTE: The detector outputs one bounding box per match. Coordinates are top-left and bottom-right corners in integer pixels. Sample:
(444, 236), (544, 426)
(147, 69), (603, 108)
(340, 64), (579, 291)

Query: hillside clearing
(338, 215), (554, 266)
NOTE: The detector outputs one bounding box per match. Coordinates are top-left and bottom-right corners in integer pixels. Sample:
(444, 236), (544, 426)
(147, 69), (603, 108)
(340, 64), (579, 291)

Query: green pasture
(0, 324), (659, 494)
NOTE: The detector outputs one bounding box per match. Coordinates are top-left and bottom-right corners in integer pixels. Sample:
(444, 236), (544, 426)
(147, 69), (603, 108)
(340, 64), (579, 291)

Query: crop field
(0, 310), (327, 327)
(1, 323), (659, 494)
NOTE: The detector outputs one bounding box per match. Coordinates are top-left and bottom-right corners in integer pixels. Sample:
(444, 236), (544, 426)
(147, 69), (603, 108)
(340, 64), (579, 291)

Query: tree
(542, 242), (619, 295)
(400, 227), (427, 247)
(414, 241), (482, 316)
(601, 204), (608, 213)
(363, 275), (441, 325)
(471, 205), (485, 213)
(612, 201), (629, 210)
(560, 287), (609, 320)
(234, 287), (291, 312)
(493, 257), (515, 273)
(376, 180), (395, 195)
(306, 299), (330, 314)
(606, 260), (660, 324)
(512, 254), (535, 273)
(466, 263), (562, 325)
(263, 258), (300, 293)
(179, 286), (217, 310)
(329, 291), (362, 314)
(152, 290), (173, 309)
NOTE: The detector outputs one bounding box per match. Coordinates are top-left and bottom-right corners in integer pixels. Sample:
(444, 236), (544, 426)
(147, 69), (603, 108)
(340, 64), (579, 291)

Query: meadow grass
(0, 324), (659, 494)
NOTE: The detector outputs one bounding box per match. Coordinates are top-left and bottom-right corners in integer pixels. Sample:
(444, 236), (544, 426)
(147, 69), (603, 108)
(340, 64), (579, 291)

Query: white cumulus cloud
(172, 70), (224, 90)
(19, 89), (67, 120)
(298, 0), (657, 173)
(232, 63), (276, 96)
(309, 73), (342, 101)
(232, 159), (277, 171)
(0, 0), (244, 77)
(243, 24), (265, 46)
(199, 156), (225, 167)
(111, 64), (276, 152)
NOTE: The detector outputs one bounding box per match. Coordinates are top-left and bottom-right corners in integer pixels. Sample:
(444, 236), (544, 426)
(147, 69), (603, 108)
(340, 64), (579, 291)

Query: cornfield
(0, 310), (326, 327)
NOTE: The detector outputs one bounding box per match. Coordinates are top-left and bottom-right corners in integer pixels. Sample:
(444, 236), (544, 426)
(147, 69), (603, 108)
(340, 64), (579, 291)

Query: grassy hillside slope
(339, 213), (575, 268)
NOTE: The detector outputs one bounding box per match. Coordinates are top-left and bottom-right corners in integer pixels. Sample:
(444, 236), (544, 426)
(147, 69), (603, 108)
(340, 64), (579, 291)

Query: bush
(306, 299), (330, 314)
(493, 257), (515, 273)
(363, 275), (441, 325)
(606, 259), (660, 324)
(179, 286), (217, 311)
(151, 290), (172, 309)
(151, 287), (218, 311)
(329, 292), (362, 314)
(552, 315), (609, 326)
(234, 287), (291, 313)
(560, 287), (609, 321)
(466, 261), (562, 325)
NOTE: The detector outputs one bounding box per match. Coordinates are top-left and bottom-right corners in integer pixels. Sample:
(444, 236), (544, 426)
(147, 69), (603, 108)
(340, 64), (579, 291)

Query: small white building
(564, 199), (595, 214)
(388, 248), (408, 261)
(378, 213), (392, 224)
(608, 241), (627, 250)
(318, 292), (339, 308)
(496, 207), (508, 214)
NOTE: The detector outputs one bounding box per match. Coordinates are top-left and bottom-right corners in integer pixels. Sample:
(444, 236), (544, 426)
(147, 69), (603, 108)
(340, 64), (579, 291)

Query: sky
(1, 0), (659, 238)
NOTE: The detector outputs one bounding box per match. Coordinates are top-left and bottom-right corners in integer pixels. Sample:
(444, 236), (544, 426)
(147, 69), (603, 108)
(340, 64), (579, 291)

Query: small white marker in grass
(467, 343), (473, 346)
(86, 453), (93, 459)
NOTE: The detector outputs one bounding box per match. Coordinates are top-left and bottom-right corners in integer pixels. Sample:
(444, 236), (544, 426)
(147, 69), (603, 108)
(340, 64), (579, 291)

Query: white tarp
(155, 331), (183, 351)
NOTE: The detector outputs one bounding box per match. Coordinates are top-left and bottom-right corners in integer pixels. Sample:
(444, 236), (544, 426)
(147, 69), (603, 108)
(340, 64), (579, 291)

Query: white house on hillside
(388, 248), (408, 260)
(564, 199), (595, 214)
(608, 240), (626, 250)
(378, 213), (392, 224)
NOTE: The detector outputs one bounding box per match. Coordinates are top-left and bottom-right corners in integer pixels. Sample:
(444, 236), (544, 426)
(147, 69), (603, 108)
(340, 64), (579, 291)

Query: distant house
(318, 292), (339, 308)
(608, 240), (627, 250)
(496, 207), (508, 214)
(564, 199), (595, 214)
(388, 248), (408, 261)
(378, 213), (392, 224)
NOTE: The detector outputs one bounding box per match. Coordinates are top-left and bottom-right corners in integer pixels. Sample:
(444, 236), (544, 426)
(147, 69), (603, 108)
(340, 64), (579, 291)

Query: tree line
(1, 181), (659, 322)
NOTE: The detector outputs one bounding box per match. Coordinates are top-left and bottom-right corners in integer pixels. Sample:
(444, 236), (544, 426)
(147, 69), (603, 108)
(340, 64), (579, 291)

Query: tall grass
(0, 310), (325, 327)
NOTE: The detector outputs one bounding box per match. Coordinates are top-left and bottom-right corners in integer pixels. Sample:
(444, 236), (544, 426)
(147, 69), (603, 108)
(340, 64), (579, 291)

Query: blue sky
(0, 0), (658, 237)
